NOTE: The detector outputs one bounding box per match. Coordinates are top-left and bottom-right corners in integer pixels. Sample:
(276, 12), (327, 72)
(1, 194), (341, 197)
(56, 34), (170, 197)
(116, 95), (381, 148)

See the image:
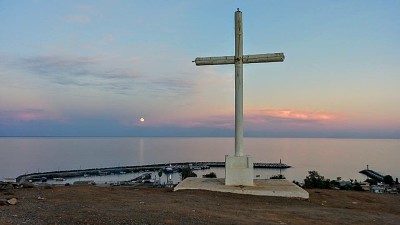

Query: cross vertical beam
(193, 9), (284, 186)
(235, 10), (243, 157)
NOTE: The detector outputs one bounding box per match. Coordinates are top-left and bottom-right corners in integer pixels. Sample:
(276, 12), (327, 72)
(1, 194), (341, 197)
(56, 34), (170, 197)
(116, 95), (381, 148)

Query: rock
(73, 180), (95, 186)
(37, 196), (45, 200)
(21, 182), (34, 188)
(7, 198), (17, 205)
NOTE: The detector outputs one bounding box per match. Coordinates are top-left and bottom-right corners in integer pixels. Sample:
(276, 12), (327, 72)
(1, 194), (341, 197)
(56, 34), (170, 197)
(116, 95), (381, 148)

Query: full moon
(139, 117), (145, 123)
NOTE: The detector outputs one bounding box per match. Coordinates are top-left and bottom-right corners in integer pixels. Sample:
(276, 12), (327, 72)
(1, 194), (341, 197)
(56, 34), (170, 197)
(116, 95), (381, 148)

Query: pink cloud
(16, 111), (43, 121)
(246, 109), (337, 124)
(0, 109), (65, 124)
(122, 114), (233, 130)
(242, 109), (342, 133)
(134, 108), (340, 131)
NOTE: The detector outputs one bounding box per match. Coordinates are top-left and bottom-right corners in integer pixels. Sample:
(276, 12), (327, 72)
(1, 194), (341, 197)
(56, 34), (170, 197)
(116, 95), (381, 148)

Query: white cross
(194, 9), (284, 157)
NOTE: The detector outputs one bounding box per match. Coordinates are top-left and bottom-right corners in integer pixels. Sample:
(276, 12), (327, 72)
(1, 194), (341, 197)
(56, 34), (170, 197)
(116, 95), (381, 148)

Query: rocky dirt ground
(0, 185), (399, 225)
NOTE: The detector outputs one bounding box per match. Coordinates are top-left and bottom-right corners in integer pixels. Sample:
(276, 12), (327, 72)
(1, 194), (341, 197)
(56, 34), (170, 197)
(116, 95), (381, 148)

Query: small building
(2, 178), (16, 183)
(359, 182), (370, 191)
(370, 185), (385, 194)
(392, 184), (400, 189)
(391, 184), (400, 193)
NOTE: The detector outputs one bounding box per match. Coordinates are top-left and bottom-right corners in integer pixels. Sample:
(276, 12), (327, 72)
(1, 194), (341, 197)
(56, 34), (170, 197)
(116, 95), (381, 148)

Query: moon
(139, 117), (145, 123)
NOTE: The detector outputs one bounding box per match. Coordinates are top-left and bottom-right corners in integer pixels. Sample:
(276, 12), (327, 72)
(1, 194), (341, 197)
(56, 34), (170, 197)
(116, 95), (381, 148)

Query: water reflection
(139, 138), (144, 165)
(0, 138), (399, 182)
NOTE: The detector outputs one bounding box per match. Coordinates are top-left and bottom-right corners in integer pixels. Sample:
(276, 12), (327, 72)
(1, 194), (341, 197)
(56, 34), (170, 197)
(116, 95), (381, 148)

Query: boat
(163, 166), (174, 173)
(192, 165), (210, 170)
(163, 164), (180, 173)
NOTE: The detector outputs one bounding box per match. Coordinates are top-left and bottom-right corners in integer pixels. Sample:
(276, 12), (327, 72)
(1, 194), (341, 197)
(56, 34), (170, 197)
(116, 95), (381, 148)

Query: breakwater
(16, 161), (290, 182)
(359, 169), (385, 182)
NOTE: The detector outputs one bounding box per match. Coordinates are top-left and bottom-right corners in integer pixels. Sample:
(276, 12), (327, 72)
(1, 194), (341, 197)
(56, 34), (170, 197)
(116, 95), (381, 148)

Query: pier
(16, 161), (290, 183)
(359, 169), (385, 182)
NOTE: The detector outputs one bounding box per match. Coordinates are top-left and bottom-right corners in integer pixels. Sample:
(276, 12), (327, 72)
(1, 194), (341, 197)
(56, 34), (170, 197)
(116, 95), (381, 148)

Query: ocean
(1, 137), (399, 183)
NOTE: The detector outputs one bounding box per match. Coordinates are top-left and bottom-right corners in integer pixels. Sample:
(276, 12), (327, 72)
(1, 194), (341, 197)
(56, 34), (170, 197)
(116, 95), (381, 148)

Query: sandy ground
(1, 185), (399, 225)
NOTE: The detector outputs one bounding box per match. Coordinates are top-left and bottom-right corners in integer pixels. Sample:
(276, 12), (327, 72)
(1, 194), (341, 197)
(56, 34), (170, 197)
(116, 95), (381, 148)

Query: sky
(0, 0), (399, 138)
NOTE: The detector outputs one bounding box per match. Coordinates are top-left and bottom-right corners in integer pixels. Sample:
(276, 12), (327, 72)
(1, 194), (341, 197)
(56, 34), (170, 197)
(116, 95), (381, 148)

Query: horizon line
(1, 135), (399, 140)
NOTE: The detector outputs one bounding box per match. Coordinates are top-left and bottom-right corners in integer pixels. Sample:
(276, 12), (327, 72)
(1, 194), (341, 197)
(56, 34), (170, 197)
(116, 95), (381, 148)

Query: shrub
(304, 170), (331, 189)
(353, 183), (364, 191)
(293, 180), (302, 187)
(384, 175), (394, 185)
(203, 172), (217, 178)
(181, 166), (197, 180)
(270, 174), (285, 179)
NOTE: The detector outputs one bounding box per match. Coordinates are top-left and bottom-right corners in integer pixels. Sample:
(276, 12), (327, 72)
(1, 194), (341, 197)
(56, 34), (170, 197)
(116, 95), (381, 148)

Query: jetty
(16, 161), (290, 183)
(359, 169), (385, 182)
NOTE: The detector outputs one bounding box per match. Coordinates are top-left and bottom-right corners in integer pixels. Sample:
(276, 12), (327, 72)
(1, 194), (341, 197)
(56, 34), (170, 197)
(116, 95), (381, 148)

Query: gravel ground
(1, 185), (399, 225)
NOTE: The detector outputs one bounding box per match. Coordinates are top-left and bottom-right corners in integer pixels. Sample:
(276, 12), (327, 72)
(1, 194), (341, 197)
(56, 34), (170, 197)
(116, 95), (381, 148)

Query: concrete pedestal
(174, 178), (309, 199)
(225, 155), (254, 186)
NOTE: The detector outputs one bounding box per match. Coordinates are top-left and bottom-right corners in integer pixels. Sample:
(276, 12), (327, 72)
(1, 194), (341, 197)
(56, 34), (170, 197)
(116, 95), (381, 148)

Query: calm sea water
(0, 137), (399, 182)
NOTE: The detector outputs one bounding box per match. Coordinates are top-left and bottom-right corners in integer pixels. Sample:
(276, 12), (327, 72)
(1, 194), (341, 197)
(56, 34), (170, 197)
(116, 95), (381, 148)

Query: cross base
(225, 155), (254, 186)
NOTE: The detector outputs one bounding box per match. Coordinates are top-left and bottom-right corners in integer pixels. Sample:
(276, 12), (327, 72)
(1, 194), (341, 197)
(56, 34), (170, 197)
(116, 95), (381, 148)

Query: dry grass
(1, 185), (399, 225)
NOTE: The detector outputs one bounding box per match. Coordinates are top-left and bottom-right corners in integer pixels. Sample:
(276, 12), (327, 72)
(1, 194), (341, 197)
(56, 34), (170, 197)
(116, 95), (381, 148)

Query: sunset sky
(1, 1), (399, 138)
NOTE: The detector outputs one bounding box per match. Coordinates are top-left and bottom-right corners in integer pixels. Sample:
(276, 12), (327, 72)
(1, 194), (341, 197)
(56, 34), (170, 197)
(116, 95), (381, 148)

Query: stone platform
(174, 178), (309, 199)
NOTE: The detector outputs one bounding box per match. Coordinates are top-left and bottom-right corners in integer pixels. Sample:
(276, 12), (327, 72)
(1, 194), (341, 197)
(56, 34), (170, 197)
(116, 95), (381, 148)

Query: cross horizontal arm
(243, 53), (285, 64)
(194, 56), (235, 66)
(194, 53), (284, 66)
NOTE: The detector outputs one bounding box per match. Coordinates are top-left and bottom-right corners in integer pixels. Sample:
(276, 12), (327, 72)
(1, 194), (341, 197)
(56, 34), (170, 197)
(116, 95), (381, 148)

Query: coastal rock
(73, 180), (96, 186)
(7, 198), (17, 205)
(21, 182), (34, 188)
